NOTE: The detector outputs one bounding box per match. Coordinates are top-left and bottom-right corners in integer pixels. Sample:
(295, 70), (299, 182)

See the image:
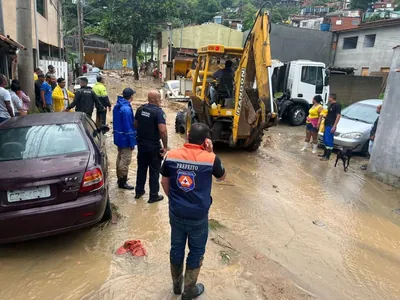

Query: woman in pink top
(11, 80), (31, 116)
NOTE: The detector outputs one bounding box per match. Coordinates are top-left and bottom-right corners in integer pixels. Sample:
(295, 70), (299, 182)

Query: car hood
(336, 117), (372, 134)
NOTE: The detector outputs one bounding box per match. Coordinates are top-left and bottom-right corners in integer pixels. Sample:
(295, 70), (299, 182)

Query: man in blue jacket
(113, 88), (136, 190)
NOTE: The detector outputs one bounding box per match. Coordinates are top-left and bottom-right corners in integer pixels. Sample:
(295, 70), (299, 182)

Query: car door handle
(297, 94), (303, 97)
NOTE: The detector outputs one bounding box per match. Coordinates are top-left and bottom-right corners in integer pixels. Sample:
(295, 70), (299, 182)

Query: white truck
(273, 60), (330, 126)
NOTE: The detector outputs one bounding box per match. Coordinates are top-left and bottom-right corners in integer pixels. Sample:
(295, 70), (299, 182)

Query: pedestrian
(64, 77), (104, 118)
(160, 123), (226, 300)
(92, 75), (112, 127)
(0, 74), (15, 123)
(361, 104), (382, 170)
(40, 74), (54, 113)
(301, 95), (323, 153)
(82, 62), (88, 74)
(113, 88), (137, 190)
(46, 65), (57, 90)
(319, 93), (341, 161)
(35, 74), (45, 109)
(34, 67), (42, 81)
(134, 90), (168, 203)
(122, 57), (128, 71)
(92, 58), (96, 67)
(52, 77), (74, 112)
(10, 80), (29, 116)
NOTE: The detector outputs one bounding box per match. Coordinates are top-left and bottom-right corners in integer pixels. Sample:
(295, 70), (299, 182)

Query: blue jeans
(169, 212), (208, 269)
(323, 126), (334, 150)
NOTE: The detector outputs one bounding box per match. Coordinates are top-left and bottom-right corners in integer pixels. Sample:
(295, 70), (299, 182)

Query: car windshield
(0, 124), (88, 162)
(76, 77), (97, 85)
(169, 82), (179, 90)
(341, 103), (378, 124)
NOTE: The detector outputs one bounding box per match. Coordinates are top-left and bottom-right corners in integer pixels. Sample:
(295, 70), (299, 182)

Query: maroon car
(0, 113), (111, 243)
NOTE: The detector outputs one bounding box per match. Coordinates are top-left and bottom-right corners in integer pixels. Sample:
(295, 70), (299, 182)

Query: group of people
(114, 88), (226, 299)
(33, 65), (111, 127)
(302, 93), (381, 167)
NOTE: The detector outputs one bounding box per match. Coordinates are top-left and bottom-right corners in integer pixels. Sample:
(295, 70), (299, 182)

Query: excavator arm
(232, 4), (276, 145)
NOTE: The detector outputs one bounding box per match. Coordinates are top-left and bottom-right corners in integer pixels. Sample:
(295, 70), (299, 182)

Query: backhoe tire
(245, 134), (263, 152)
(175, 112), (185, 134)
(185, 107), (197, 135)
(289, 105), (307, 126)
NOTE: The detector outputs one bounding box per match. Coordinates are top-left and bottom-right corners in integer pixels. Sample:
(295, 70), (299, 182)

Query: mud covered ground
(0, 75), (399, 300)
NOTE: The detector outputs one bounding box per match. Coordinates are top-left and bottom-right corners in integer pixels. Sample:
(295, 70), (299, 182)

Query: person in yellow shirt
(52, 77), (74, 112)
(33, 67), (42, 81)
(122, 57), (128, 71)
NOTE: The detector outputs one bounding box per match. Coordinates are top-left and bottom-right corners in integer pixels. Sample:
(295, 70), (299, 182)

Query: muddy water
(1, 78), (400, 300)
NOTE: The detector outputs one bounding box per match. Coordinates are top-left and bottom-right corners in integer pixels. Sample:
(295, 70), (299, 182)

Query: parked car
(74, 75), (97, 92)
(0, 113), (111, 243)
(160, 80), (189, 102)
(318, 99), (382, 155)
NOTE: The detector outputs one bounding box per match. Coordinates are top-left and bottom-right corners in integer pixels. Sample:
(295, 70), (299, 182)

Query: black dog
(335, 148), (352, 172)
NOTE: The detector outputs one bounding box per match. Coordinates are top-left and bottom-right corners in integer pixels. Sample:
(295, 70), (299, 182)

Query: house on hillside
(332, 18), (400, 75)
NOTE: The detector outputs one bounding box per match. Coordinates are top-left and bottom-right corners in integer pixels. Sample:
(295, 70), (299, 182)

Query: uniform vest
(165, 144), (215, 220)
(136, 104), (162, 151)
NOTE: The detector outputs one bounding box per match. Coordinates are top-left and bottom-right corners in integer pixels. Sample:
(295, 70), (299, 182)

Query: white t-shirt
(0, 87), (14, 119)
(10, 91), (23, 112)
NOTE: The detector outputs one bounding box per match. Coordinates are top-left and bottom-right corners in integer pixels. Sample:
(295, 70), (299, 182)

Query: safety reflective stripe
(166, 158), (213, 166)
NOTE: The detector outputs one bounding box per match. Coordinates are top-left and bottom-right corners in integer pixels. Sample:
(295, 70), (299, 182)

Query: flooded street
(1, 77), (400, 300)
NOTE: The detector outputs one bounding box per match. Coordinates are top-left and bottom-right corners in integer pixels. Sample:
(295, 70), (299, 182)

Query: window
(0, 124), (88, 161)
(361, 67), (369, 76)
(343, 36), (358, 49)
(336, 20), (342, 25)
(301, 66), (324, 93)
(352, 19), (360, 26)
(36, 0), (46, 17)
(364, 34), (376, 48)
(380, 67), (390, 73)
(84, 117), (101, 145)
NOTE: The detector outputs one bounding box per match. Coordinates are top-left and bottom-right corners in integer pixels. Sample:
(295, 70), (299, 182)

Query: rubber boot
(182, 266), (205, 300)
(170, 263), (183, 295)
(318, 148), (327, 157)
(148, 195), (164, 204)
(301, 142), (309, 151)
(118, 176), (135, 190)
(320, 149), (332, 161)
(312, 144), (318, 154)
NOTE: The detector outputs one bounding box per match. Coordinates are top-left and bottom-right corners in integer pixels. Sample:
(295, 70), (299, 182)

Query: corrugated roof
(0, 34), (26, 50)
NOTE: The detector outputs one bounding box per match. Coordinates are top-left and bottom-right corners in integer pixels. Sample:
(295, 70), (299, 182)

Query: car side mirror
(98, 125), (110, 135)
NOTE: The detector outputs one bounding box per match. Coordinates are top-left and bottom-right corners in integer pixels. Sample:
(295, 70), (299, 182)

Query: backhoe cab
(182, 5), (277, 151)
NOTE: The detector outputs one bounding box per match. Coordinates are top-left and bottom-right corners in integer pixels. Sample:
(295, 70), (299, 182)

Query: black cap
(123, 88), (136, 98)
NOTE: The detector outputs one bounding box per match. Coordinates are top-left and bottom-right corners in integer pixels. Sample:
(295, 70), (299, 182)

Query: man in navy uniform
(134, 90), (168, 203)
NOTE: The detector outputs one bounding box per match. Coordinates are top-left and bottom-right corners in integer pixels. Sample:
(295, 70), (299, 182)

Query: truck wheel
(289, 105), (307, 126)
(245, 133), (263, 152)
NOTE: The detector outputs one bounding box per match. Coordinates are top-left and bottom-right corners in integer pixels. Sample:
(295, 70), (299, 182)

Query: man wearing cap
(134, 90), (168, 203)
(64, 77), (104, 118)
(113, 88), (136, 190)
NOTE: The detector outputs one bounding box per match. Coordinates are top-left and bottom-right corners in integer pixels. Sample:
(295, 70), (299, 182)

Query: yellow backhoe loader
(179, 3), (277, 151)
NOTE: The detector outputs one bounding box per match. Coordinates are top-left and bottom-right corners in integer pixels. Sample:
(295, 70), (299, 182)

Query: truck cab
(275, 60), (330, 126)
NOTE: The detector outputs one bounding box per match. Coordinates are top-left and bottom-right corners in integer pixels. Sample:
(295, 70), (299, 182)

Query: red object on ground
(116, 240), (147, 256)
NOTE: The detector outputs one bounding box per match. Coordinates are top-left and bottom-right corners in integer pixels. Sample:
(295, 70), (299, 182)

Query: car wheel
(289, 105), (307, 126)
(101, 192), (112, 222)
(360, 141), (370, 157)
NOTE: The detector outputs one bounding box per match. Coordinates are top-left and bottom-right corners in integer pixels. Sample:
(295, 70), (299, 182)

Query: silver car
(160, 80), (189, 102)
(319, 99), (382, 155)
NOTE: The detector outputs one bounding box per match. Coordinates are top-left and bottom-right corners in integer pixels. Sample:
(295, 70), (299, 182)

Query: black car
(0, 112), (111, 243)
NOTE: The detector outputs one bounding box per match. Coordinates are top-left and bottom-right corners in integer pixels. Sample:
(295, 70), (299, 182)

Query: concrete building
(299, 17), (324, 29)
(3, 0), (63, 61)
(159, 23), (244, 78)
(333, 19), (400, 75)
(369, 46), (400, 187)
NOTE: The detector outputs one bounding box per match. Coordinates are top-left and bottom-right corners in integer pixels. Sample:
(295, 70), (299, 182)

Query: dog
(335, 148), (352, 172)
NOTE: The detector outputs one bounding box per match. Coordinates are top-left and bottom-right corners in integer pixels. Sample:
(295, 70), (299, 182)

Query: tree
(100, 0), (177, 79)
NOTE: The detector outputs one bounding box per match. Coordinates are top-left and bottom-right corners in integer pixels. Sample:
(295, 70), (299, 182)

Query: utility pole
(57, 0), (62, 60)
(0, 0), (4, 34)
(16, 0), (34, 109)
(77, 0), (84, 68)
